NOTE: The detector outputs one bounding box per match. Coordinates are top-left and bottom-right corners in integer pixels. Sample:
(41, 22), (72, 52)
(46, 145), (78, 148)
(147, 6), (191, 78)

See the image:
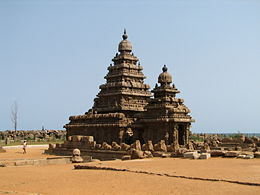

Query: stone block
(210, 150), (226, 157)
(71, 156), (83, 163)
(199, 153), (211, 159)
(122, 155), (131, 160)
(183, 151), (200, 159)
(243, 154), (254, 159)
(131, 149), (144, 159)
(224, 151), (240, 157)
(254, 152), (260, 158)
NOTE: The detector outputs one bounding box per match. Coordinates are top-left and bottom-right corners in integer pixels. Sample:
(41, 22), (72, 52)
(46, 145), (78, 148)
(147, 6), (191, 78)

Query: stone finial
(162, 64), (168, 72)
(122, 28), (128, 40)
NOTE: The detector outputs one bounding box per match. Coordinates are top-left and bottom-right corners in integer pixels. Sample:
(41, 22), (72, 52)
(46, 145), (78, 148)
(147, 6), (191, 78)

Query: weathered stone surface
(176, 148), (188, 156)
(94, 144), (102, 150)
(112, 142), (121, 151)
(71, 156), (83, 163)
(131, 140), (141, 151)
(121, 155), (131, 160)
(0, 146), (6, 153)
(142, 141), (154, 151)
(131, 149), (144, 159)
(154, 140), (167, 152)
(73, 148), (81, 156)
(72, 135), (82, 142)
(102, 142), (112, 150)
(254, 152), (260, 158)
(243, 154), (254, 159)
(210, 150), (226, 157)
(48, 143), (56, 149)
(224, 151), (241, 157)
(120, 143), (131, 151)
(183, 151), (200, 159)
(199, 153), (211, 159)
(143, 150), (153, 158)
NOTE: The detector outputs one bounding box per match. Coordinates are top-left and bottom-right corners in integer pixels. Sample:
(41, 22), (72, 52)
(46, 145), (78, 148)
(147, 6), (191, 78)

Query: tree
(11, 101), (18, 133)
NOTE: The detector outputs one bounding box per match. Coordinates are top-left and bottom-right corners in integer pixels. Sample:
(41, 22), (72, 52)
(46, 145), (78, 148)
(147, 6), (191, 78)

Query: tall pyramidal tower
(93, 29), (151, 114)
(65, 30), (151, 144)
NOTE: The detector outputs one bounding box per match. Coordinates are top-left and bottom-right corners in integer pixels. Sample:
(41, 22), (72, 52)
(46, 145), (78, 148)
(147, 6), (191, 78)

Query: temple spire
(122, 28), (128, 40)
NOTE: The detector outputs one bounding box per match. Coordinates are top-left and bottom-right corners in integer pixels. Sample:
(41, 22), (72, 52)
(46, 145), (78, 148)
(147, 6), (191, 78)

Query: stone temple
(48, 30), (194, 157)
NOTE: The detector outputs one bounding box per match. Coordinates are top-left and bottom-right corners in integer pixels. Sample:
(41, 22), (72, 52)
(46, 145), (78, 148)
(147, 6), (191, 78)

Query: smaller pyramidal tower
(135, 65), (194, 146)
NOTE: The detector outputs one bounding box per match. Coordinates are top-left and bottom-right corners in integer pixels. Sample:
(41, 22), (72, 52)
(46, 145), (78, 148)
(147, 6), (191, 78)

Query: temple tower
(136, 65), (194, 146)
(93, 29), (151, 115)
(64, 30), (151, 144)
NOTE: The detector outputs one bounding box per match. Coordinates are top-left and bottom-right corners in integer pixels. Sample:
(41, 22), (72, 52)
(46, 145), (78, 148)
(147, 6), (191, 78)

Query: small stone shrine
(48, 30), (194, 157)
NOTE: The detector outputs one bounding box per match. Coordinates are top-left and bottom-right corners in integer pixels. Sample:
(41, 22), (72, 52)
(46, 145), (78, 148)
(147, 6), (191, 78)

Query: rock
(0, 146), (6, 153)
(237, 154), (246, 159)
(48, 143), (56, 149)
(154, 140), (167, 152)
(210, 150), (226, 157)
(71, 156), (83, 163)
(244, 154), (254, 159)
(152, 151), (163, 157)
(131, 149), (144, 159)
(244, 137), (254, 144)
(224, 151), (240, 157)
(131, 140), (142, 151)
(122, 155), (131, 160)
(142, 141), (154, 151)
(167, 143), (179, 152)
(0, 163), (6, 167)
(120, 143), (131, 151)
(101, 142), (112, 150)
(183, 151), (200, 159)
(199, 153), (211, 159)
(94, 144), (102, 150)
(254, 152), (260, 158)
(73, 148), (81, 156)
(143, 151), (153, 158)
(112, 142), (121, 151)
(176, 148), (188, 156)
(71, 148), (83, 163)
(161, 153), (171, 158)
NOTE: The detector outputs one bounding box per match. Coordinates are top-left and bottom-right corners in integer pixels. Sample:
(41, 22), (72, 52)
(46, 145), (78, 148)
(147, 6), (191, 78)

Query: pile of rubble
(46, 135), (260, 160)
(0, 130), (66, 144)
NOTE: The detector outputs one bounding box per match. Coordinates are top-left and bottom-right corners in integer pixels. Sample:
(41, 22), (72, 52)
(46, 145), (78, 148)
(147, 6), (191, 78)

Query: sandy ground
(0, 147), (260, 195)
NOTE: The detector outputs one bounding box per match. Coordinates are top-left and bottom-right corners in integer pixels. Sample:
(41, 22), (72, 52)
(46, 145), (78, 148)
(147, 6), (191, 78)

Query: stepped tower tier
(93, 30), (151, 114)
(135, 65), (194, 146)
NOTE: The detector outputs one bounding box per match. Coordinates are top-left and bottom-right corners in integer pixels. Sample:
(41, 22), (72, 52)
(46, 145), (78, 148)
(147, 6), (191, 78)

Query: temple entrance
(178, 124), (185, 145)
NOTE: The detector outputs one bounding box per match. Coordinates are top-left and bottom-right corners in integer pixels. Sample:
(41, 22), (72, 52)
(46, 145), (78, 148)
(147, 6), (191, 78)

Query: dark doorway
(178, 124), (185, 145)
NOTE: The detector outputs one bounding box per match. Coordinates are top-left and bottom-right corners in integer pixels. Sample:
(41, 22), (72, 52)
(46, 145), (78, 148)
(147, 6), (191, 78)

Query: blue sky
(0, 0), (259, 133)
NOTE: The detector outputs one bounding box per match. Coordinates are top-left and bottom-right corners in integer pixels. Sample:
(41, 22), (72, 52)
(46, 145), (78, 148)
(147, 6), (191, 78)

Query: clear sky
(0, 0), (260, 133)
